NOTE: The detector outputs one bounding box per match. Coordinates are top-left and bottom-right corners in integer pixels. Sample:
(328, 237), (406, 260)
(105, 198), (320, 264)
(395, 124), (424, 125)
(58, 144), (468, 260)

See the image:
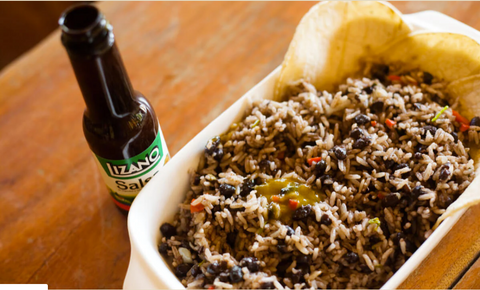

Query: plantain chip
(274, 1), (411, 100)
(376, 32), (480, 83)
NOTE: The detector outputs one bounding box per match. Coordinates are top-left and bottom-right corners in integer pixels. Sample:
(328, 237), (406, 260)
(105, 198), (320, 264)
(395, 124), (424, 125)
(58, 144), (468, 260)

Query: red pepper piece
(452, 109), (470, 125)
(460, 123), (470, 132)
(387, 75), (402, 81)
(288, 199), (299, 210)
(190, 199), (205, 213)
(307, 157), (322, 166)
(385, 119), (396, 129)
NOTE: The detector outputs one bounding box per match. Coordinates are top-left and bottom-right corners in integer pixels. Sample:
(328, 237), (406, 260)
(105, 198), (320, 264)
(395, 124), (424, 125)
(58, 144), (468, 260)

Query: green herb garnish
(251, 120), (260, 128)
(368, 217), (381, 230)
(432, 105), (449, 122)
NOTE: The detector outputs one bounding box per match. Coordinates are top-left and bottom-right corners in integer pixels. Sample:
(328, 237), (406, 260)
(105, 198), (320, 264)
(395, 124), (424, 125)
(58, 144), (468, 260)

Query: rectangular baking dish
(123, 10), (480, 289)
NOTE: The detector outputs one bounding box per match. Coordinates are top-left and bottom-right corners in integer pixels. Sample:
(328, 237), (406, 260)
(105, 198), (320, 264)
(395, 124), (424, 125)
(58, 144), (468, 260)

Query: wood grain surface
(1, 2), (480, 289)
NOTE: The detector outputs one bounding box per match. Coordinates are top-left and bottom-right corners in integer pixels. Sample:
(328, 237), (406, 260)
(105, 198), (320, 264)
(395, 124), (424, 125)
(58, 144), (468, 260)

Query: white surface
(124, 10), (480, 290)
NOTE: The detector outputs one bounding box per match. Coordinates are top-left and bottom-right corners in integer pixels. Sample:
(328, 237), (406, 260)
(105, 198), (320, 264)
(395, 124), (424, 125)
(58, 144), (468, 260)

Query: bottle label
(93, 126), (169, 210)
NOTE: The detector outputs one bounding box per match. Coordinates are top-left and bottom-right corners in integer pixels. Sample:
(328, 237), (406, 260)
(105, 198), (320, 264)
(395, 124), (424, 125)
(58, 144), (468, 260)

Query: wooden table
(1, 2), (480, 289)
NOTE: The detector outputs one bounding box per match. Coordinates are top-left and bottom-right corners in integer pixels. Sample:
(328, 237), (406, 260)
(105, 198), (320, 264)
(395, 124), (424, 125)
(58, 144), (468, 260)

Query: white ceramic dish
(123, 10), (480, 290)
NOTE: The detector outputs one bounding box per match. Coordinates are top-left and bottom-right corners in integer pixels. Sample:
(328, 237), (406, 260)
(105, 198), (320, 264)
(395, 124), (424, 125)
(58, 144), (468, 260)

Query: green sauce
(255, 178), (325, 222)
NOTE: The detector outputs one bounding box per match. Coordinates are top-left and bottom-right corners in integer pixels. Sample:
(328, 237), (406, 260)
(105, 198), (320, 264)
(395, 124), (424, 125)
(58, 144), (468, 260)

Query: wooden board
(0, 2), (479, 288)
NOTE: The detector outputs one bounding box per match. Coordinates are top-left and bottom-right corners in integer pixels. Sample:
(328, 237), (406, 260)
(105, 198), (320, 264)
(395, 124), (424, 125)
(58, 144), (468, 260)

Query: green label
(96, 132), (163, 179)
(93, 128), (169, 208)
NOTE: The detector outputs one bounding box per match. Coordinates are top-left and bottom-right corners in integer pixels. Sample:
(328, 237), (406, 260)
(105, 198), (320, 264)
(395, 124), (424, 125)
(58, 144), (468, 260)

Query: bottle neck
(68, 43), (137, 120)
(60, 4), (137, 121)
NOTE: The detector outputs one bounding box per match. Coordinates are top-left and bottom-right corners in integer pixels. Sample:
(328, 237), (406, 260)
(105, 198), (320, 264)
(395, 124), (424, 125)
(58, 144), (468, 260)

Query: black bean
(384, 159), (396, 170)
(427, 177), (437, 190)
(280, 187), (290, 195)
(401, 185), (412, 195)
(288, 269), (304, 284)
(175, 263), (192, 278)
(212, 205), (221, 214)
(276, 259), (291, 276)
(344, 252), (359, 264)
(181, 239), (192, 250)
(377, 176), (386, 183)
(353, 137), (370, 150)
(193, 175), (201, 186)
(371, 101), (384, 114)
(219, 272), (230, 283)
(285, 225), (295, 236)
(383, 193), (400, 207)
(284, 138), (297, 157)
(360, 264), (373, 273)
(350, 127), (364, 140)
(411, 185), (424, 198)
(398, 198), (409, 210)
(314, 159), (327, 176)
(391, 232), (405, 245)
(452, 132), (459, 143)
(160, 223), (176, 239)
(422, 125), (437, 138)
(438, 194), (453, 209)
(277, 244), (288, 253)
(384, 254), (396, 267)
(432, 94), (449, 107)
(354, 114), (371, 125)
(240, 257), (260, 272)
(292, 205), (312, 221)
(320, 214), (332, 226)
(158, 242), (170, 255)
(367, 183), (376, 193)
(369, 235), (381, 245)
(227, 232), (237, 248)
(393, 163), (409, 177)
(397, 128), (407, 137)
(439, 165), (451, 181)
(319, 174), (332, 184)
(213, 147), (224, 162)
(220, 261), (228, 271)
(371, 64), (390, 82)
(259, 159), (271, 170)
(190, 264), (202, 277)
(194, 273), (206, 282)
(303, 140), (317, 147)
(260, 281), (276, 289)
(205, 136), (221, 155)
(364, 85), (375, 94)
(229, 266), (243, 283)
(207, 262), (222, 275)
(414, 152), (423, 160)
(333, 146), (347, 160)
(423, 72), (433, 85)
(470, 116), (480, 126)
(219, 184), (236, 198)
(405, 239), (417, 253)
(296, 255), (310, 265)
(416, 144), (428, 153)
(240, 179), (255, 197)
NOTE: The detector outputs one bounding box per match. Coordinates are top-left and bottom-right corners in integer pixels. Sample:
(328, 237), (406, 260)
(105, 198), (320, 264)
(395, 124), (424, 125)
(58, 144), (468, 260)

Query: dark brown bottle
(59, 4), (169, 212)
